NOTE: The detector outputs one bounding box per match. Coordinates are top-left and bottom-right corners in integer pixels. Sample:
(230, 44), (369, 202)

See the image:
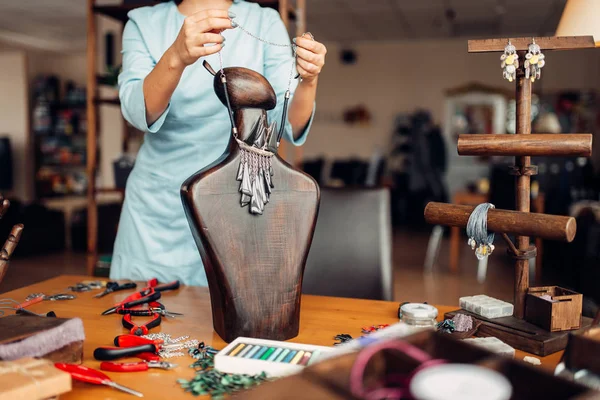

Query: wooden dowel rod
(457, 134), (592, 157)
(424, 202), (576, 243)
(468, 36), (595, 53)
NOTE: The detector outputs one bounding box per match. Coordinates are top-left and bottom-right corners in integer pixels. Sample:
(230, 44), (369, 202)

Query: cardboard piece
(0, 357), (71, 400)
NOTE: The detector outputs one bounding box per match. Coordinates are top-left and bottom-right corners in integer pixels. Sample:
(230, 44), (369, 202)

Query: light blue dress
(110, 0), (313, 285)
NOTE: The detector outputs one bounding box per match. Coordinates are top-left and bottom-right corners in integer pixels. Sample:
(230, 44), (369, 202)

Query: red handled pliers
(101, 290), (161, 316)
(101, 280), (179, 316)
(113, 334), (182, 351)
(94, 343), (160, 361)
(100, 360), (177, 372)
(116, 301), (183, 318)
(122, 313), (161, 336)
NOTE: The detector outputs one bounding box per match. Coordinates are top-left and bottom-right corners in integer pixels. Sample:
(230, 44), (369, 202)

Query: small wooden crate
(525, 286), (582, 332)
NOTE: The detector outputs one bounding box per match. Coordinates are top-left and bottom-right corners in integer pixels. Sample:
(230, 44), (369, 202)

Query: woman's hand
(170, 10), (233, 68)
(294, 34), (327, 84)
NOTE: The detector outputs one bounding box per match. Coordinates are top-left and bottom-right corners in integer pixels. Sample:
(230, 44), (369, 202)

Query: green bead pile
(177, 344), (269, 398)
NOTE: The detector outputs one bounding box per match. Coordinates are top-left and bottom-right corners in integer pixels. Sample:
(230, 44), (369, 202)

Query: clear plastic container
(399, 303), (438, 328)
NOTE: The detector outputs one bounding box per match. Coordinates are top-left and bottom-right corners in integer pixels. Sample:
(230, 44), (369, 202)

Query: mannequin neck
(233, 108), (267, 142)
(177, 0), (233, 15)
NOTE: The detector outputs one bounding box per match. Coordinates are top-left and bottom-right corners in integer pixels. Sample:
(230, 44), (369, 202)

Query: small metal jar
(399, 303), (438, 328)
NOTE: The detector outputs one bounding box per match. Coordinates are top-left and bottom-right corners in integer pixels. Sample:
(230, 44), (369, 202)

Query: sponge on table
(459, 295), (514, 319)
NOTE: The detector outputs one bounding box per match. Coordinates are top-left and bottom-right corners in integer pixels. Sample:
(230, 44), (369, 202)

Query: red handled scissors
(54, 363), (143, 397)
(100, 360), (177, 372)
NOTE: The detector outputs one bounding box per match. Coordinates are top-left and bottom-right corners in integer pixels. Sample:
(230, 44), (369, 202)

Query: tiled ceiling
(306, 0), (567, 43)
(0, 0), (567, 53)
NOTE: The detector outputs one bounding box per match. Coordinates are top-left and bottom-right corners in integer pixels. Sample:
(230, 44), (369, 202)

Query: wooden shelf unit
(86, 0), (307, 275)
(425, 35), (595, 319)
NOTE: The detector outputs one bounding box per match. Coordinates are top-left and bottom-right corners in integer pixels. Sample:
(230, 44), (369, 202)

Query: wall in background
(22, 36), (600, 194)
(28, 53), (86, 87)
(305, 39), (600, 164)
(27, 15), (124, 191)
(0, 51), (30, 201)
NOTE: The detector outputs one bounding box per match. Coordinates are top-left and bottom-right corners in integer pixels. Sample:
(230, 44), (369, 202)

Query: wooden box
(525, 286), (583, 332)
(0, 357), (71, 400)
(236, 331), (599, 399)
(563, 326), (600, 376)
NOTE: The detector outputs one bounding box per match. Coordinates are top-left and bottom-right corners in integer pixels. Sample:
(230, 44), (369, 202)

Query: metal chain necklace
(215, 14), (312, 215)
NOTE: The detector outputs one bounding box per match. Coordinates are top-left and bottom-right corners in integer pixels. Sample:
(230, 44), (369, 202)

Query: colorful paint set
(215, 337), (334, 377)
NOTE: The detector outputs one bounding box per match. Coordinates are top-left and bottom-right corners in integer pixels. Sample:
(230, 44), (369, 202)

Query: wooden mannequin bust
(181, 62), (320, 342)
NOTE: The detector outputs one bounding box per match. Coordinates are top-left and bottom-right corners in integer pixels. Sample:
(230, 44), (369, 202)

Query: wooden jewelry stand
(425, 36), (596, 356)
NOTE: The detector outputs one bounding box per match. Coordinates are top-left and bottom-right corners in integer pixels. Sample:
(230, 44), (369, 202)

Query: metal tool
(122, 313), (162, 336)
(95, 281), (138, 298)
(116, 301), (183, 318)
(17, 293), (76, 309)
(101, 291), (162, 316)
(150, 308), (183, 318)
(114, 334), (181, 350)
(16, 308), (56, 317)
(145, 280), (180, 294)
(26, 293), (75, 301)
(94, 344), (159, 361)
(69, 283), (93, 292)
(54, 363), (143, 397)
(69, 281), (107, 292)
(100, 360), (177, 372)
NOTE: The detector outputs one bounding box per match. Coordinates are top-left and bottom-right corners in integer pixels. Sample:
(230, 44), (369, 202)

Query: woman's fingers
(296, 57), (320, 75)
(295, 37), (326, 55)
(296, 63), (310, 78)
(189, 43), (224, 59)
(295, 47), (321, 65)
(187, 9), (230, 23)
(196, 17), (234, 34)
(195, 32), (225, 46)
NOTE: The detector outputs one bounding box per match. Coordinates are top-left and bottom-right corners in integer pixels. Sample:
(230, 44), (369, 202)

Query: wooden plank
(457, 134), (593, 157)
(86, 0), (98, 276)
(445, 310), (593, 356)
(94, 1), (287, 23)
(468, 36), (595, 53)
(424, 202), (577, 242)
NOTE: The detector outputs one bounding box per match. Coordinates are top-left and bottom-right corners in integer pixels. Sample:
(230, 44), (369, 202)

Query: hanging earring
(524, 38), (545, 82)
(500, 40), (518, 82)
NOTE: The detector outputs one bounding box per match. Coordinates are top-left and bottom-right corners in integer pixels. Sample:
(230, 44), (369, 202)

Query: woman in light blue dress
(110, 0), (327, 285)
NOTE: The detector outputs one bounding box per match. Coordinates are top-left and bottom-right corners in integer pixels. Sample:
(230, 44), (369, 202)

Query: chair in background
(302, 187), (393, 301)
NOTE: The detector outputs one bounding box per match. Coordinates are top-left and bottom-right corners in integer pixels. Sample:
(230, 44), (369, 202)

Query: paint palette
(215, 337), (334, 377)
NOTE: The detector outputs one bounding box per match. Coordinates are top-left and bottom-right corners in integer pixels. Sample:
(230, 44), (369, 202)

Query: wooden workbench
(0, 275), (564, 399)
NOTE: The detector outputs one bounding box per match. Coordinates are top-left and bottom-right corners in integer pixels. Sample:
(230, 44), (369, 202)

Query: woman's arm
(144, 10), (233, 125)
(120, 10), (233, 129)
(288, 36), (327, 139)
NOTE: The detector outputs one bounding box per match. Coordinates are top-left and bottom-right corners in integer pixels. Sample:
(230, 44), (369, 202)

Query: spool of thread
(410, 364), (512, 400)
